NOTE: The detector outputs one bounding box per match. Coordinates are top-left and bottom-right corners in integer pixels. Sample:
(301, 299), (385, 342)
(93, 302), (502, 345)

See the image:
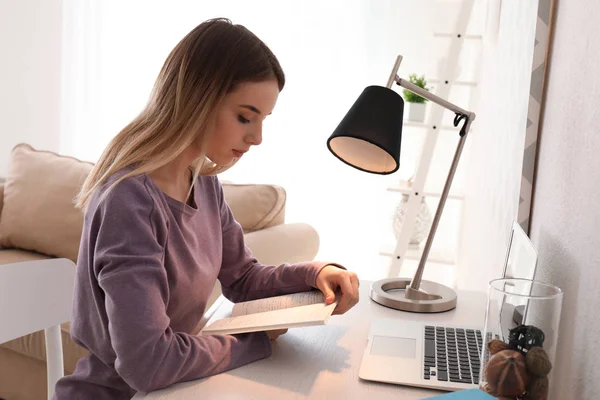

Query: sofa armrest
(222, 182), (286, 233)
(244, 223), (320, 266)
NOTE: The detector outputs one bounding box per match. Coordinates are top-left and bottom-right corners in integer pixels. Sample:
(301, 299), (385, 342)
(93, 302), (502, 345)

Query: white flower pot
(408, 102), (426, 122)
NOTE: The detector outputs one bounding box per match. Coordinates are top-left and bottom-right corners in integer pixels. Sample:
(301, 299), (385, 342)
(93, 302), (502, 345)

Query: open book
(201, 290), (337, 335)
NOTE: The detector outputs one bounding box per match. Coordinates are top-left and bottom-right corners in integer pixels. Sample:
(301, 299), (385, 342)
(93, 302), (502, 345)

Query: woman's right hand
(265, 329), (288, 340)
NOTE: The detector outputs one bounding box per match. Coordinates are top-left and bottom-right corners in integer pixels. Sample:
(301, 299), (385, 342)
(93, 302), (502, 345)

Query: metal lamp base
(370, 278), (457, 313)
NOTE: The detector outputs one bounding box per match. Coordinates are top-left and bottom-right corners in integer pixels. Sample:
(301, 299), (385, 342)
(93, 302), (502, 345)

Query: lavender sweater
(53, 170), (329, 399)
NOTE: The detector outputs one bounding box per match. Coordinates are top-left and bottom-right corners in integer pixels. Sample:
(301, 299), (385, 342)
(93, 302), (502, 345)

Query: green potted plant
(403, 73), (430, 122)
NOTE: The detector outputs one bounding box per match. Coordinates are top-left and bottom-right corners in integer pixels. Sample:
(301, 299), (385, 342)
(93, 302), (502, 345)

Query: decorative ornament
(508, 325), (545, 355)
(483, 332), (552, 399)
(487, 339), (509, 355)
(484, 349), (529, 397)
(525, 347), (552, 378)
(524, 376), (549, 400)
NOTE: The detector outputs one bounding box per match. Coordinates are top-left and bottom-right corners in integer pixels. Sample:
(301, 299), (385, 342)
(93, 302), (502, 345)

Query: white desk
(134, 281), (486, 400)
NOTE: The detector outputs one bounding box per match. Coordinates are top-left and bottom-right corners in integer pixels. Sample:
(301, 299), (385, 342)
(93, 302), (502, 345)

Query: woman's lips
(232, 150), (245, 158)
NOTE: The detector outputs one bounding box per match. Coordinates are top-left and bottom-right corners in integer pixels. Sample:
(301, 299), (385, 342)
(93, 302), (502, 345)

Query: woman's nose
(247, 126), (262, 146)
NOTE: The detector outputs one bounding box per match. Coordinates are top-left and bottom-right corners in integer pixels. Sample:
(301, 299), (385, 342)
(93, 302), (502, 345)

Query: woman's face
(205, 79), (280, 165)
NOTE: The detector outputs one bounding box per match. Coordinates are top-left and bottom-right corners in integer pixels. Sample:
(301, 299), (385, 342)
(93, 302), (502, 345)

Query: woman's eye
(238, 115), (251, 124)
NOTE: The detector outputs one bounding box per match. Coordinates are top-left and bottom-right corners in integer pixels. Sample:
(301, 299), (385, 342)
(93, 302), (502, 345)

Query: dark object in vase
(508, 325), (545, 355)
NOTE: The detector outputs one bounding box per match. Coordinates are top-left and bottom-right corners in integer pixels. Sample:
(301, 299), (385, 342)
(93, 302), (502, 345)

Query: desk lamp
(327, 55), (476, 313)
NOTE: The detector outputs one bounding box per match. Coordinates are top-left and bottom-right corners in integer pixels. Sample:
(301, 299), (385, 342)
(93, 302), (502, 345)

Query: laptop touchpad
(370, 335), (416, 358)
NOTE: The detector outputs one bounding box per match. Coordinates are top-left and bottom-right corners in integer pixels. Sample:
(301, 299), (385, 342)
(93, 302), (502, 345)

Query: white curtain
(60, 0), (479, 279)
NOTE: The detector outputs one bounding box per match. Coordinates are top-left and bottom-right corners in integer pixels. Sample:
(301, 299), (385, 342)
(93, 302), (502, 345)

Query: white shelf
(429, 78), (478, 87)
(386, 181), (465, 200)
(403, 120), (460, 131)
(433, 33), (483, 40)
(379, 243), (456, 265)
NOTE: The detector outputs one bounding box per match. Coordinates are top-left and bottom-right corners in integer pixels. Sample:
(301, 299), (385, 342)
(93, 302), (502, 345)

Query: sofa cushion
(0, 346), (49, 400)
(0, 144), (92, 262)
(0, 320), (87, 375)
(221, 182), (286, 233)
(0, 144), (287, 255)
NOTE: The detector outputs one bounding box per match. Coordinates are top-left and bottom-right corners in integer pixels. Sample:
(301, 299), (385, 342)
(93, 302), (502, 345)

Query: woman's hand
(315, 265), (359, 315)
(266, 329), (288, 340)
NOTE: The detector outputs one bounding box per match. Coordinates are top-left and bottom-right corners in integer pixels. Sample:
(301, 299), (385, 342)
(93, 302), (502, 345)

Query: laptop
(358, 221), (538, 391)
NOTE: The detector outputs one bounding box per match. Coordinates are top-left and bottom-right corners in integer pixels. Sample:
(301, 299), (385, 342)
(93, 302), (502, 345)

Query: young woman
(53, 18), (359, 400)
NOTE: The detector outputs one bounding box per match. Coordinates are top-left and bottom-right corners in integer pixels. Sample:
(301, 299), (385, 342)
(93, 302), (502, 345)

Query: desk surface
(134, 281), (486, 400)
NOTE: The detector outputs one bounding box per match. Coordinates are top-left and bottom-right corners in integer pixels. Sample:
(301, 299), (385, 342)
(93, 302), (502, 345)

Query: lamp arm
(385, 55), (475, 120)
(407, 116), (473, 296)
(395, 78), (476, 121)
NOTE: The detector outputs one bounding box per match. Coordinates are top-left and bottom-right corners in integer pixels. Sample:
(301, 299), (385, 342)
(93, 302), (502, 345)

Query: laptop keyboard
(423, 326), (483, 384)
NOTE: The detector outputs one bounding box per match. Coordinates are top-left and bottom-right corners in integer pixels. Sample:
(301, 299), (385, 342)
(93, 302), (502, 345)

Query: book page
(231, 291), (326, 317)
(202, 300), (337, 336)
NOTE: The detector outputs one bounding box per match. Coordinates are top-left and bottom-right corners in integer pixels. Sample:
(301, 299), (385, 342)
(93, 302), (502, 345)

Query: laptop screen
(497, 221), (539, 339)
(502, 221), (538, 280)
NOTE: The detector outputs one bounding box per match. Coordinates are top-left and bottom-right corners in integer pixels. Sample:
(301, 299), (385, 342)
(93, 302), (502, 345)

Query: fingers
(321, 282), (336, 305)
(338, 271), (353, 295)
(333, 272), (360, 315)
(316, 264), (360, 315)
(350, 271), (360, 292)
(266, 328), (288, 340)
(345, 272), (360, 313)
(332, 276), (348, 315)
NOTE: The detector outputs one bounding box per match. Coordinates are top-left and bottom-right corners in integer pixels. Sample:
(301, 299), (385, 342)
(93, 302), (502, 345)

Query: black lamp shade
(327, 85), (404, 174)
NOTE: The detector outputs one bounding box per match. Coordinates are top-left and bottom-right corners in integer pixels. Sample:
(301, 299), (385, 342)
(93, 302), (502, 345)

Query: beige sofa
(0, 144), (320, 400)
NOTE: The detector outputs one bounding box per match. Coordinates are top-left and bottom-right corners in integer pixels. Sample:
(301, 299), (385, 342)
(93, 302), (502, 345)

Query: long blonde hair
(75, 18), (285, 210)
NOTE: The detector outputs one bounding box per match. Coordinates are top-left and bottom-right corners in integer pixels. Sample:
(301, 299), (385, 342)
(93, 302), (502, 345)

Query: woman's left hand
(315, 265), (359, 315)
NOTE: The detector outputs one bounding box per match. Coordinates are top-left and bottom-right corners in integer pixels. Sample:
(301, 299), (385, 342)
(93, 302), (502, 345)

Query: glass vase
(479, 278), (563, 400)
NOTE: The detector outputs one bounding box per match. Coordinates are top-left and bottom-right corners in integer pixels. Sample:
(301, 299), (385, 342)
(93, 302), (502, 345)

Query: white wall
(529, 0), (600, 397)
(457, 0), (538, 290)
(0, 0), (63, 177)
(2, 0), (488, 281)
(59, 0), (487, 280)
(0, 0), (486, 280)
